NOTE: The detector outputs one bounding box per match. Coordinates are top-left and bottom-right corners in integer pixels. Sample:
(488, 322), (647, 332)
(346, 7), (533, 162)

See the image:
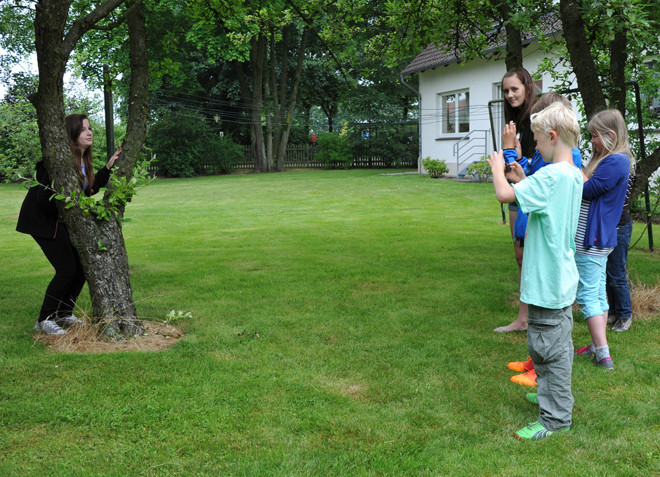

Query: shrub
(148, 110), (234, 177)
(315, 133), (352, 169)
(208, 137), (241, 174)
(421, 157), (449, 178)
(350, 125), (418, 167)
(467, 156), (492, 182)
(0, 100), (41, 182)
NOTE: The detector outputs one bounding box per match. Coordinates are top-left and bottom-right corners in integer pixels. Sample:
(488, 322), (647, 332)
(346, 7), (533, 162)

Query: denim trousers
(606, 221), (633, 319)
(575, 253), (610, 319)
(528, 304), (574, 430)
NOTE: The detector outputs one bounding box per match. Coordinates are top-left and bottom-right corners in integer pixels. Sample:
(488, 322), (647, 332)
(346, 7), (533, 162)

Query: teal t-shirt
(513, 161), (583, 309)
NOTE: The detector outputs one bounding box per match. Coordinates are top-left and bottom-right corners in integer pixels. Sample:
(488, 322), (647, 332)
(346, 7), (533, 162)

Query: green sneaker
(514, 421), (569, 440)
(525, 393), (539, 405)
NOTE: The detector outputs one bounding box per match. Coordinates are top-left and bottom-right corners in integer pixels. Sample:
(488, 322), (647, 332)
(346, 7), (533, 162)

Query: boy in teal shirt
(487, 101), (583, 440)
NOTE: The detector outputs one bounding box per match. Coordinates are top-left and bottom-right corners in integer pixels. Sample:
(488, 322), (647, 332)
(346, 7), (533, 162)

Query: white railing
(453, 129), (489, 177)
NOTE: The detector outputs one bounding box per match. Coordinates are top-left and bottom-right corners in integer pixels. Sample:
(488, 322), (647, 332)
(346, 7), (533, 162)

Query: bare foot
(494, 321), (528, 333)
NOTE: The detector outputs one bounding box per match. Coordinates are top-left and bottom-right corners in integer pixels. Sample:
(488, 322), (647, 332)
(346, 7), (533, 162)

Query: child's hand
(506, 161), (526, 183)
(502, 121), (518, 150)
(487, 149), (505, 175)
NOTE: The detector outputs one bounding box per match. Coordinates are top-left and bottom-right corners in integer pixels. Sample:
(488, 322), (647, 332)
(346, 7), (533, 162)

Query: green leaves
(36, 155), (155, 223)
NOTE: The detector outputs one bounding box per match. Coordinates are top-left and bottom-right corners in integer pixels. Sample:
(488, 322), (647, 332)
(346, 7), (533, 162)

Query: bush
(350, 125), (418, 167)
(148, 110), (234, 177)
(467, 156), (492, 182)
(0, 100), (41, 182)
(315, 133), (352, 169)
(208, 137), (241, 174)
(421, 157), (449, 178)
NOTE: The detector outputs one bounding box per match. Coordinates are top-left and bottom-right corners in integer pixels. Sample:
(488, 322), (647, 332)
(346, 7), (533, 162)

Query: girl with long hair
(17, 114), (122, 335)
(573, 109), (634, 369)
(494, 67), (537, 333)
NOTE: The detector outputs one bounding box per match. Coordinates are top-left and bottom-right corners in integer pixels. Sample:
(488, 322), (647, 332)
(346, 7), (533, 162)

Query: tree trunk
(33, 0), (147, 339)
(608, 27), (628, 115)
(559, 0), (607, 117)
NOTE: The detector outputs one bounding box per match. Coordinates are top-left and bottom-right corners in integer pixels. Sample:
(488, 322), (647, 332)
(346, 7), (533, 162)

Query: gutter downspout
(400, 72), (422, 174)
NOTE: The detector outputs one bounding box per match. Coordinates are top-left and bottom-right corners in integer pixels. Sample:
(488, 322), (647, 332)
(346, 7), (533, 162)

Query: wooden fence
(150, 144), (417, 175)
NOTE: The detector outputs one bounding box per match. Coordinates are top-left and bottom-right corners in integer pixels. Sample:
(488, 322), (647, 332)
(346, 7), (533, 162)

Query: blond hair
(585, 109), (635, 177)
(530, 101), (580, 148)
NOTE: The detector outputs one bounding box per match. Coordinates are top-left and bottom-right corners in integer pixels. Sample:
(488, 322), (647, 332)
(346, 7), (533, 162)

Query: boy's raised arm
(487, 149), (518, 204)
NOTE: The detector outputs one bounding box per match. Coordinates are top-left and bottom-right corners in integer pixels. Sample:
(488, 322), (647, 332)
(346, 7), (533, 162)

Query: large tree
(30, 0), (150, 338)
(558, 0), (660, 200)
(185, 0), (313, 172)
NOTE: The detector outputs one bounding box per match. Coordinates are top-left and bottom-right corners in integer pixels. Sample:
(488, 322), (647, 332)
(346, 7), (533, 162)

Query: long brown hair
(502, 67), (537, 158)
(584, 109), (635, 178)
(66, 113), (94, 192)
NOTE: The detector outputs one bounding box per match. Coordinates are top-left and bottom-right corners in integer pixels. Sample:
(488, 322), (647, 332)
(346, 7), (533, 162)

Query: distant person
(574, 109), (634, 369)
(487, 101), (583, 440)
(17, 114), (121, 335)
(494, 67), (537, 333)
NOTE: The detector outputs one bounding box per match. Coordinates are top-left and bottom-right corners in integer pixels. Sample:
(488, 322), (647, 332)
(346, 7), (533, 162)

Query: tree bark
(608, 27), (628, 115)
(559, 0), (607, 117)
(33, 0), (147, 339)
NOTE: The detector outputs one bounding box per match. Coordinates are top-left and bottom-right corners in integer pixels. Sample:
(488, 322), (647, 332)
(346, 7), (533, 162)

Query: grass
(1, 169), (659, 476)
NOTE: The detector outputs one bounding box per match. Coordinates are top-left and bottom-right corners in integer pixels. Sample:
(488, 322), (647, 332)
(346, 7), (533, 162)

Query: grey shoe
(611, 318), (632, 332)
(54, 314), (84, 328)
(34, 320), (67, 335)
(607, 313), (618, 325)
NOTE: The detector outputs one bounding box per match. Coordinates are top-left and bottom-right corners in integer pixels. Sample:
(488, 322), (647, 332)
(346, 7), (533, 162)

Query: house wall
(417, 44), (576, 177)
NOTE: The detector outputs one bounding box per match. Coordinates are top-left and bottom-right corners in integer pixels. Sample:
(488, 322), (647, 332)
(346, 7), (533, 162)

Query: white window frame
(437, 89), (469, 137)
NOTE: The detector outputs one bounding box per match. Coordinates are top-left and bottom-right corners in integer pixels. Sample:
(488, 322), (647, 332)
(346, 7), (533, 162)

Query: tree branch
(63, 0), (128, 57)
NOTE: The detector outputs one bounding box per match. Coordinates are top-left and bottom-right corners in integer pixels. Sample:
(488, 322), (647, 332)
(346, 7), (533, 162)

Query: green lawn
(1, 170), (658, 476)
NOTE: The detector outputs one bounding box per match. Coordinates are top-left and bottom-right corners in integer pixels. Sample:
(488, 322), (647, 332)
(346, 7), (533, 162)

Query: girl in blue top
(574, 109), (634, 370)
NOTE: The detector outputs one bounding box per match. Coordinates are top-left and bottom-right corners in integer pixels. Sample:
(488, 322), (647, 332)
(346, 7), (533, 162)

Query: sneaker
(611, 318), (632, 332)
(575, 346), (594, 358)
(34, 320), (67, 335)
(514, 421), (569, 440)
(511, 369), (537, 386)
(508, 357), (534, 372)
(607, 313), (618, 325)
(593, 356), (614, 370)
(54, 314), (84, 328)
(525, 393), (539, 405)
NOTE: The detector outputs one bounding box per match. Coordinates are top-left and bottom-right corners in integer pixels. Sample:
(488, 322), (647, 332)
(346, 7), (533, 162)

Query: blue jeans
(606, 221), (633, 319)
(575, 253), (609, 319)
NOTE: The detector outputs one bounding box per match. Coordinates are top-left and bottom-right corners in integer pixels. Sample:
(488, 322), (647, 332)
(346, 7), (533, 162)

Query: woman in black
(493, 67), (538, 333)
(17, 114), (121, 335)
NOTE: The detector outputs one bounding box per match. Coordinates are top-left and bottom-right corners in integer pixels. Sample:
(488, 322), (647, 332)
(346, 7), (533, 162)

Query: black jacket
(16, 161), (111, 238)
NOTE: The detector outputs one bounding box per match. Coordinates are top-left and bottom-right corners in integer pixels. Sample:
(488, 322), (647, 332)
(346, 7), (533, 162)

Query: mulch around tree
(33, 321), (183, 354)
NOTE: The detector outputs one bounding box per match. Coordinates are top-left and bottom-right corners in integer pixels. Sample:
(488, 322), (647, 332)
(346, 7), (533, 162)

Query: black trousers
(33, 225), (86, 321)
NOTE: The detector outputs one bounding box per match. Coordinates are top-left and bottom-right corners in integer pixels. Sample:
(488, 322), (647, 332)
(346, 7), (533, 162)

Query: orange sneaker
(507, 357), (534, 372)
(510, 369), (537, 386)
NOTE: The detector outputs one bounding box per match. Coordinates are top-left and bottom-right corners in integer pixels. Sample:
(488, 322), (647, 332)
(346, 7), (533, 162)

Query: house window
(440, 90), (469, 134)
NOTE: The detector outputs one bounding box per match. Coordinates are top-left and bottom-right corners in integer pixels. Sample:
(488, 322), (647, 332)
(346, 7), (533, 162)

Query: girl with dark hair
(17, 114), (122, 335)
(494, 67), (538, 333)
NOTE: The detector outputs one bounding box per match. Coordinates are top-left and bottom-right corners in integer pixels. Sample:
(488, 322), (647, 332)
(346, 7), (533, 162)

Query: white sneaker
(54, 314), (84, 328)
(34, 320), (67, 335)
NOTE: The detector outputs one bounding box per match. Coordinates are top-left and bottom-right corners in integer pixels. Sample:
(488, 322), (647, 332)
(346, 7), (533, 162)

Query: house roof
(401, 14), (563, 76)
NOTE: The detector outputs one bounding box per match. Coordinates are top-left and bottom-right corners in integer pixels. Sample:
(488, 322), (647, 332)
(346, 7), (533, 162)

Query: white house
(402, 19), (578, 178)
